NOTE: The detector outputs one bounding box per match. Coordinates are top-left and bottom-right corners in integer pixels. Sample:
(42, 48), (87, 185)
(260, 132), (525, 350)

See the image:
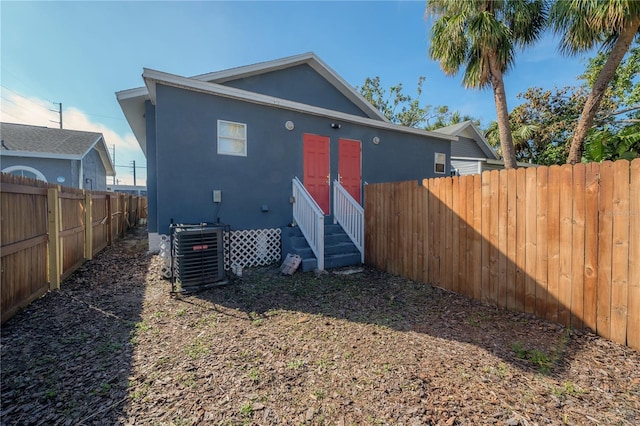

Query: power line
(0, 84), (52, 112)
(1, 110), (23, 122)
(115, 164), (146, 168)
(2, 84), (126, 123)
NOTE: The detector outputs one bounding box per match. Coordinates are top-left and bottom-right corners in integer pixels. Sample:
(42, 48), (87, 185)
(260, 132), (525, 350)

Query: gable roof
(141, 67), (457, 143)
(116, 52), (392, 156)
(0, 122), (115, 176)
(193, 52), (388, 122)
(432, 121), (499, 160)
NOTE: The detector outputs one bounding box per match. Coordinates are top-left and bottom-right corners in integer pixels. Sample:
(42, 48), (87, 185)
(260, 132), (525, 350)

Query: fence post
(106, 195), (113, 245)
(84, 190), (93, 260)
(120, 194), (126, 238)
(47, 186), (61, 290)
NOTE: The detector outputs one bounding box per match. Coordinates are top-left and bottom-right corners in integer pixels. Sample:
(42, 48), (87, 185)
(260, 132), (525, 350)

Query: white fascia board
(115, 86), (149, 100)
(192, 52), (315, 82)
(436, 120), (499, 160)
(116, 88), (148, 156)
(485, 158), (537, 168)
(94, 137), (116, 176)
(75, 135), (116, 177)
(451, 156), (489, 162)
(0, 150), (82, 161)
(142, 68), (457, 142)
(306, 54), (390, 122)
(467, 122), (499, 160)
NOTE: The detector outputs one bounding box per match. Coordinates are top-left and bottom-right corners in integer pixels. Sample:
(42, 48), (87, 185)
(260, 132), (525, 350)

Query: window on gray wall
(435, 152), (446, 174)
(2, 165), (47, 181)
(217, 119), (247, 156)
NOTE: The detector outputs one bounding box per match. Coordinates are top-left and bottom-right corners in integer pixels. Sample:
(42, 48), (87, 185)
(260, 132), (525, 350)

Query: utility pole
(50, 102), (62, 129)
(132, 160), (137, 186)
(112, 145), (116, 185)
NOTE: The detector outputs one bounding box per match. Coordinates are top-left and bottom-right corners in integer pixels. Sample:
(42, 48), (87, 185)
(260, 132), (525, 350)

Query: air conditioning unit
(172, 225), (225, 292)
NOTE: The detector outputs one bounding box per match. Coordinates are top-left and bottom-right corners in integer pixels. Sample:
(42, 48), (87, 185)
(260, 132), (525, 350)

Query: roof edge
(142, 68), (457, 142)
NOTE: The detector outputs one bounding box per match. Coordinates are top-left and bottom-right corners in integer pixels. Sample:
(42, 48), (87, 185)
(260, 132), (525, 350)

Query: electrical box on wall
(213, 190), (222, 203)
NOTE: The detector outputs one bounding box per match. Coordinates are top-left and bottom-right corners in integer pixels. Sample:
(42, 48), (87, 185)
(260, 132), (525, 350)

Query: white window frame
(2, 165), (48, 182)
(217, 119), (247, 157)
(434, 152), (446, 174)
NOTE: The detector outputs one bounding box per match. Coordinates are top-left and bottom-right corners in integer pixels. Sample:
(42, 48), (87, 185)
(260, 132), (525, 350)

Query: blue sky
(1, 1), (594, 185)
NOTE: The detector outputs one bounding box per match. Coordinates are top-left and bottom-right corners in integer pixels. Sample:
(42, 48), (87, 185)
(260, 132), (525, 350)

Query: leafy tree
(358, 76), (477, 129)
(485, 42), (640, 165)
(485, 86), (587, 165)
(584, 125), (640, 162)
(425, 0), (547, 169)
(549, 0), (640, 164)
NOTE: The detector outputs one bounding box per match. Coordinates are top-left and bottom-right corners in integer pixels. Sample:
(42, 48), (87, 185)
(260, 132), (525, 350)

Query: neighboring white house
(107, 184), (147, 196)
(0, 122), (115, 189)
(433, 120), (535, 175)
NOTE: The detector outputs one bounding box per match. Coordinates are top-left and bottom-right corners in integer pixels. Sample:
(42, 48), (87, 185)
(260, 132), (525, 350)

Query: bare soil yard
(1, 227), (639, 425)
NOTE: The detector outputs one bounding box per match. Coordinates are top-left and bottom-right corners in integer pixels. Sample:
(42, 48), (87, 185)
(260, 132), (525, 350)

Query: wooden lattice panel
(159, 234), (172, 278)
(225, 228), (281, 269)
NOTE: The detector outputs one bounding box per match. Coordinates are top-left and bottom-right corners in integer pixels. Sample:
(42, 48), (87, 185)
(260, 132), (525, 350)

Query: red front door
(338, 138), (362, 204)
(303, 134), (330, 214)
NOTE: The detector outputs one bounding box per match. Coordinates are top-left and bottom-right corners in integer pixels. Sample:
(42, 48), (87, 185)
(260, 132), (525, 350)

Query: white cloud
(1, 89), (146, 186)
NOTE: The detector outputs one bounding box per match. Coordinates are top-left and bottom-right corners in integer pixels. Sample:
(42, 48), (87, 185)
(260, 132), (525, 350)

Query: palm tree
(426, 0), (547, 169)
(550, 0), (640, 164)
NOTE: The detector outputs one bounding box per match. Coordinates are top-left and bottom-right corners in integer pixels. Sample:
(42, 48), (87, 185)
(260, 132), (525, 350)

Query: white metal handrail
(292, 177), (325, 270)
(333, 180), (364, 263)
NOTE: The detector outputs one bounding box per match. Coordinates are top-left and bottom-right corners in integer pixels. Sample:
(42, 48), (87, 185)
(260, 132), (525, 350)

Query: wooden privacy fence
(365, 159), (639, 351)
(1, 173), (148, 324)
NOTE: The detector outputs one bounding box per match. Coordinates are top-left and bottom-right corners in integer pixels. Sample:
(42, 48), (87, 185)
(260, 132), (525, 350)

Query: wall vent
(172, 225), (225, 292)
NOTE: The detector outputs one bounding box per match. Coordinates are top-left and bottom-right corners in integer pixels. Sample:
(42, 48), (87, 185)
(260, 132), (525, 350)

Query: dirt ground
(1, 227), (639, 426)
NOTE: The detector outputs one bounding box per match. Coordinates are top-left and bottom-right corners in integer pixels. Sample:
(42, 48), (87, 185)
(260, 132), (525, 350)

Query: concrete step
(324, 241), (359, 256)
(324, 252), (362, 269)
(300, 257), (318, 272)
(324, 224), (344, 235)
(324, 233), (351, 245)
(281, 224), (361, 272)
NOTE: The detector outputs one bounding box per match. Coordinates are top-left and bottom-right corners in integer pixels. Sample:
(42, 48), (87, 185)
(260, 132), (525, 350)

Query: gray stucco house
(117, 52), (456, 270)
(433, 120), (535, 175)
(0, 122), (115, 190)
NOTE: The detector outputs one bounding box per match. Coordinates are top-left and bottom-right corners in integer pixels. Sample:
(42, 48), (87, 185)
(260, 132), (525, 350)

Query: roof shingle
(0, 122), (103, 157)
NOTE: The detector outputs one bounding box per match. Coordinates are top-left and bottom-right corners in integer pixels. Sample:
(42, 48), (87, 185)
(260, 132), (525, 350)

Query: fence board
(506, 169), (517, 310)
(610, 160), (630, 345)
(431, 178), (441, 285)
(416, 182), (425, 283)
(497, 170), (508, 309)
(570, 164), (586, 329)
(525, 167), (538, 315)
(464, 175), (475, 298)
(583, 163), (600, 331)
(443, 178), (453, 290)
(457, 176), (469, 297)
(488, 171), (500, 305)
(451, 177), (460, 293)
(628, 159), (640, 349)
(515, 168), (527, 313)
(597, 162), (614, 340)
(471, 174), (482, 300)
(546, 166), (561, 323)
(535, 166), (549, 320)
(558, 165), (574, 326)
(481, 173), (491, 303)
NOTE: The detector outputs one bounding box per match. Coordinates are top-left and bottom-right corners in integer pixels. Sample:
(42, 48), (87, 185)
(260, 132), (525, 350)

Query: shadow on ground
(0, 227), (151, 425)
(184, 264), (583, 378)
